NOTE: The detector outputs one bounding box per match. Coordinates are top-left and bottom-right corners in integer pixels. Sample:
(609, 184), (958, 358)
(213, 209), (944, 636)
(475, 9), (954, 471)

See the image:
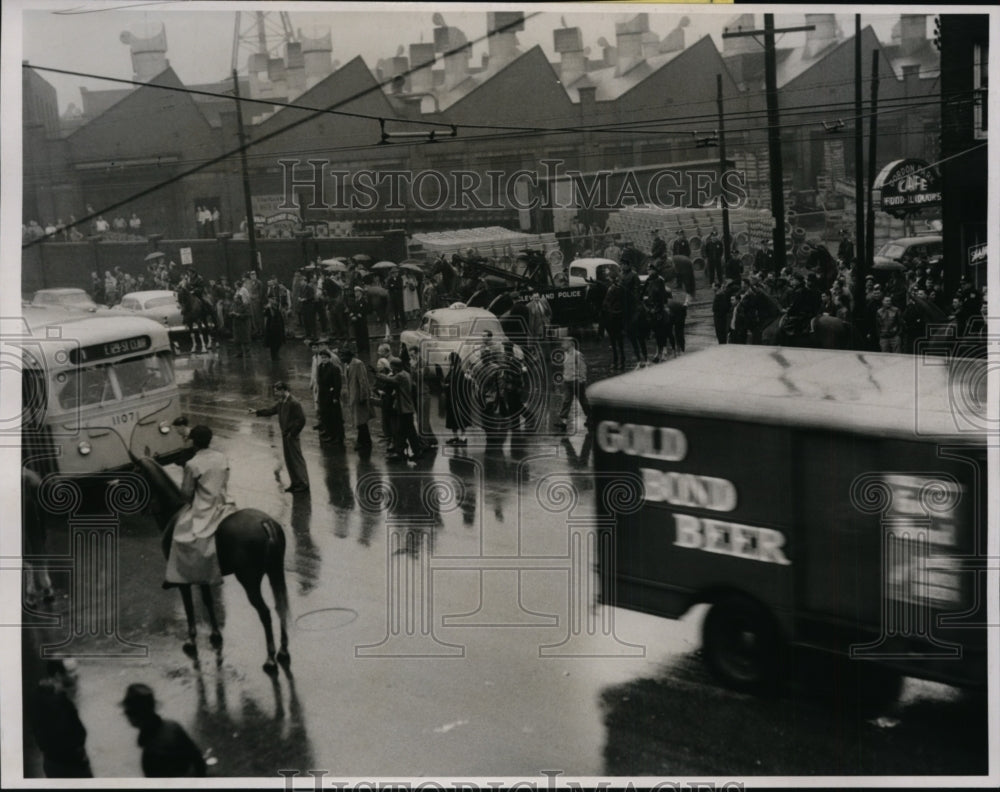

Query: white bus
(20, 306), (189, 477)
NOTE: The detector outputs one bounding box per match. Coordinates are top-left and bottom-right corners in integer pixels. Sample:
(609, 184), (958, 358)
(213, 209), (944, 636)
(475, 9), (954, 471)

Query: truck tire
(702, 595), (783, 694)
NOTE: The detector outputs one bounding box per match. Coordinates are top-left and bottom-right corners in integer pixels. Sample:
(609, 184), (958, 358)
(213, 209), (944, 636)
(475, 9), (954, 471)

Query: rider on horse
(778, 272), (823, 342)
(163, 425), (234, 590)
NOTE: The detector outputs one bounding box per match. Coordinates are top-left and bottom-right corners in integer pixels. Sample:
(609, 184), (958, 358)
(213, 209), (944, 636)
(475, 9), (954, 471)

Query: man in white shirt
(555, 336), (591, 431)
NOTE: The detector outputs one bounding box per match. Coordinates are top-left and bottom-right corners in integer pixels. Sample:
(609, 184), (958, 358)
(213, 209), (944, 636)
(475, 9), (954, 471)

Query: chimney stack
(301, 29), (333, 90)
(660, 17), (689, 54)
(409, 42), (436, 93)
(615, 14), (649, 76)
(120, 24), (168, 82)
(487, 11), (523, 70)
(899, 14), (927, 57)
(554, 26), (585, 87)
(804, 13), (840, 58)
(286, 41), (305, 96)
(435, 24), (471, 89)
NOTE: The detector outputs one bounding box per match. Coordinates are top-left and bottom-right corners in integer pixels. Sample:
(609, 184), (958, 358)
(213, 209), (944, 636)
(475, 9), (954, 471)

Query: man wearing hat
(349, 286), (371, 360)
(251, 382), (310, 493)
(164, 425), (232, 590)
(837, 228), (855, 265)
(316, 347), (345, 445)
(672, 229), (691, 258)
(121, 684), (206, 777)
(704, 230), (724, 287)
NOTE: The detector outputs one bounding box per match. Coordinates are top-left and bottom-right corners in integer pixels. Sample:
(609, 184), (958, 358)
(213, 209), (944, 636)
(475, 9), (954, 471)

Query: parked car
(400, 304), (524, 378)
(873, 235), (942, 270)
(29, 288), (99, 312)
(112, 290), (184, 330)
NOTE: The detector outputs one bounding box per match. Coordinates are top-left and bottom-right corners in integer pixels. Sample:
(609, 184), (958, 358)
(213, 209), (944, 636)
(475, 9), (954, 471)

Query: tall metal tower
(231, 10), (296, 73)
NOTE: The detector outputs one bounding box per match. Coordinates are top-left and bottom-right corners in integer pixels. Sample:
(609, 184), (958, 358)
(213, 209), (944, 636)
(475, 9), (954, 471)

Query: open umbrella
(399, 262), (424, 275)
(371, 261), (397, 273)
(144, 251), (166, 262)
(872, 259), (906, 272)
(321, 257), (346, 266)
(322, 260), (348, 273)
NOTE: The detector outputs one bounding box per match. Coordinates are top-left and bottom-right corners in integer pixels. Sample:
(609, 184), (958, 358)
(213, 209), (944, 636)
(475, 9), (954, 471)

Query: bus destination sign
(69, 335), (152, 365)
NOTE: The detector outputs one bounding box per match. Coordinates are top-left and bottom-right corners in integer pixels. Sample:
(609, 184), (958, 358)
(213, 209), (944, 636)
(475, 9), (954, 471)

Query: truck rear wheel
(702, 595), (783, 694)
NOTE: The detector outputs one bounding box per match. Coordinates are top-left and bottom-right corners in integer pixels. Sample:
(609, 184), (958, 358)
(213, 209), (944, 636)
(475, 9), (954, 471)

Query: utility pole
(853, 16), (866, 325)
(865, 50), (880, 276)
(722, 16), (813, 275)
(233, 69), (259, 274)
(716, 74), (732, 262)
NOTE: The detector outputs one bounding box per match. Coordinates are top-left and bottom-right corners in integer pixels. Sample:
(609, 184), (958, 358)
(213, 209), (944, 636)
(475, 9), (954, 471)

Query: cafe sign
(872, 159), (942, 218)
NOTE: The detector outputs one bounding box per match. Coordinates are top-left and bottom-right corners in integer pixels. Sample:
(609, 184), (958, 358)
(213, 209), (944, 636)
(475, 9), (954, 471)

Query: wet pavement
(19, 301), (988, 779)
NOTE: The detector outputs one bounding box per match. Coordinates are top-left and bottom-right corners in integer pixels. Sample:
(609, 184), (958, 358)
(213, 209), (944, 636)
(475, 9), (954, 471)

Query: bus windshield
(54, 350), (175, 410)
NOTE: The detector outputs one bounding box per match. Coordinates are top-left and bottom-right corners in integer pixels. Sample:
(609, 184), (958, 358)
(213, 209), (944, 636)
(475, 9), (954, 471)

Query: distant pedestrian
(121, 683), (206, 778)
(555, 336), (591, 431)
(263, 297), (285, 362)
(439, 351), (468, 445)
(349, 286), (371, 360)
(251, 381), (310, 493)
(316, 349), (345, 445)
(876, 295), (902, 353)
(376, 357), (424, 462)
(344, 347), (373, 452)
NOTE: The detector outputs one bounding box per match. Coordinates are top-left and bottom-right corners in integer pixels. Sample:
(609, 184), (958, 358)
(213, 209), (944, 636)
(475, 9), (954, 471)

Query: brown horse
(177, 286), (216, 353)
(133, 455), (291, 674)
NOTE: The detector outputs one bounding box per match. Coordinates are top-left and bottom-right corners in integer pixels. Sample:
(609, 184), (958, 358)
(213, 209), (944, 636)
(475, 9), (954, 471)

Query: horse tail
(262, 518), (290, 621)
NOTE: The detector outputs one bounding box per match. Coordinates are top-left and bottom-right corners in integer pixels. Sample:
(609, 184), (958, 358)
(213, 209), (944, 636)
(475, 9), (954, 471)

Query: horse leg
(236, 569), (278, 674)
(267, 561), (291, 668)
(199, 584), (222, 648)
(179, 585), (198, 657)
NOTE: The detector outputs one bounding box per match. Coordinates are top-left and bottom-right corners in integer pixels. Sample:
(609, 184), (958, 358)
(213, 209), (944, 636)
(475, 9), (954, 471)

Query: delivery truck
(587, 346), (988, 698)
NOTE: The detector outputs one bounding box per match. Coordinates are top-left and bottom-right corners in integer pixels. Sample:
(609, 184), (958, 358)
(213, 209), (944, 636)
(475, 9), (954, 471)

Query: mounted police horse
(133, 455), (291, 674)
(176, 285), (216, 353)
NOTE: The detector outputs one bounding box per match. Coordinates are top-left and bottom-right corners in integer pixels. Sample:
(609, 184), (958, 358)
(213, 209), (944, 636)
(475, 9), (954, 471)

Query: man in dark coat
(649, 229), (667, 265)
(672, 229), (691, 258)
(672, 255), (696, 299)
(316, 349), (345, 444)
(121, 684), (205, 778)
(704, 230), (725, 287)
(252, 381), (310, 492)
(712, 281), (733, 344)
(262, 297), (285, 362)
(376, 358), (424, 462)
(837, 228), (855, 264)
(664, 288), (688, 355)
(620, 259), (647, 367)
(349, 286), (371, 360)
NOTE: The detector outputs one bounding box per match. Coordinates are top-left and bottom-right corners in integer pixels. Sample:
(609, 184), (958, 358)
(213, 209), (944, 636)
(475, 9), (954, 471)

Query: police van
(587, 346), (988, 697)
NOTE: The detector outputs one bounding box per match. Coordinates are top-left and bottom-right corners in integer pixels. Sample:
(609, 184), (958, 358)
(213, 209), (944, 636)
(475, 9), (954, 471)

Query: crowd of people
(24, 209), (145, 243)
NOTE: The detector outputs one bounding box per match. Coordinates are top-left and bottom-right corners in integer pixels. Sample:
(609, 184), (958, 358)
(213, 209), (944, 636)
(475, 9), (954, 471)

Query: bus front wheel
(702, 595), (783, 695)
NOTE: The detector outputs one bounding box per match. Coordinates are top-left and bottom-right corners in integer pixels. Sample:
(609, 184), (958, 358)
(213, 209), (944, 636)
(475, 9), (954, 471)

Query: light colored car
(30, 288), (99, 312)
(567, 258), (621, 287)
(400, 304), (524, 378)
(112, 290), (184, 330)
